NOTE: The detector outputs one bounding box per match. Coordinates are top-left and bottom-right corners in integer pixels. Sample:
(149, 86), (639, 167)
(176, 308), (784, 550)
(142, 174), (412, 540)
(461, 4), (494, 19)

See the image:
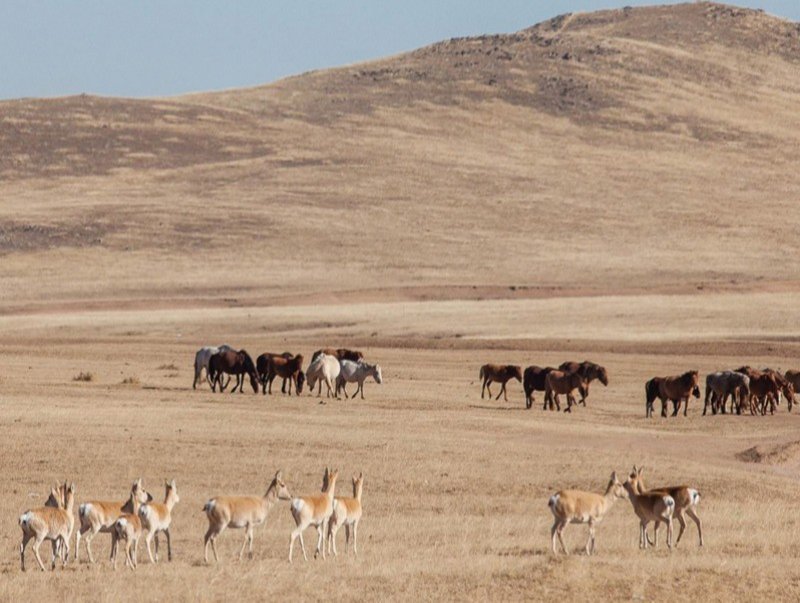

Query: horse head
(373, 364), (383, 384)
(512, 366), (523, 382)
(296, 371), (306, 394)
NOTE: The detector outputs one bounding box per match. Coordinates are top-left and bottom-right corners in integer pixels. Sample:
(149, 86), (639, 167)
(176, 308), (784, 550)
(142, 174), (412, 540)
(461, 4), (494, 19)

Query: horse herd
(19, 469), (363, 571)
(479, 361), (800, 417)
(192, 345), (383, 400)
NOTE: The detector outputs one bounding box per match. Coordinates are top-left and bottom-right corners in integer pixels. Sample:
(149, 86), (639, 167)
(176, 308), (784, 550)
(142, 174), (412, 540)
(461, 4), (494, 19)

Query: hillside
(1, 2), (800, 314)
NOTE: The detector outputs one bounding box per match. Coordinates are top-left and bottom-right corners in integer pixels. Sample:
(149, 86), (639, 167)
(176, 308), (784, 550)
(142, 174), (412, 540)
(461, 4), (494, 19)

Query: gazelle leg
(557, 522), (569, 555)
(145, 532), (155, 563)
(686, 507), (703, 546)
(674, 512), (687, 545)
(550, 521), (558, 554)
(238, 524), (251, 560)
(666, 518), (673, 550)
(353, 521), (359, 556)
(20, 533), (32, 571)
(33, 537), (47, 571)
(165, 528), (172, 561)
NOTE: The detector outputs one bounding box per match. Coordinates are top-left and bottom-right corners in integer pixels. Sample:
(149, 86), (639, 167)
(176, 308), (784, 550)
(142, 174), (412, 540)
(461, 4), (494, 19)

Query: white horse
(193, 344), (233, 389)
(336, 360), (382, 399)
(306, 354), (341, 398)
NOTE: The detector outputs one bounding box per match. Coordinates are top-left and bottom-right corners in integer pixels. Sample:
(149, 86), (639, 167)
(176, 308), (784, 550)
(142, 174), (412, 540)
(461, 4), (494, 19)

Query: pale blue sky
(1, 1), (797, 100)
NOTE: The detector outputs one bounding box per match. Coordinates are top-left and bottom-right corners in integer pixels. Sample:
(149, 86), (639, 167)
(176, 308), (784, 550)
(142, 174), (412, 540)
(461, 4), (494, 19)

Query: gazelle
(110, 490), (143, 570)
(289, 468), (338, 562)
(75, 478), (152, 563)
(622, 471), (675, 549)
(20, 481), (76, 571)
(202, 470), (291, 563)
(548, 472), (627, 555)
(327, 472), (363, 556)
(630, 466), (703, 547)
(139, 479), (180, 563)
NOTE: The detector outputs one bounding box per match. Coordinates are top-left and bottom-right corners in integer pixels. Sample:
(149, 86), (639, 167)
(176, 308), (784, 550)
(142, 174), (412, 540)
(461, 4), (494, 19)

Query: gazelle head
(325, 468), (339, 491)
(353, 472), (364, 498)
(629, 465), (647, 494)
(65, 482), (76, 509)
(271, 471), (292, 501)
(45, 482), (64, 508)
(165, 479), (180, 504)
(133, 478), (154, 504)
(608, 471), (628, 499)
(321, 467), (330, 491)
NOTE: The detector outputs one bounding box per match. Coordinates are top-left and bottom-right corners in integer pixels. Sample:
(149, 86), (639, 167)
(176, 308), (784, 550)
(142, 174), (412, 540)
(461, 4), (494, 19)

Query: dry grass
(72, 372), (94, 382)
(2, 2), (800, 600)
(120, 376), (140, 385)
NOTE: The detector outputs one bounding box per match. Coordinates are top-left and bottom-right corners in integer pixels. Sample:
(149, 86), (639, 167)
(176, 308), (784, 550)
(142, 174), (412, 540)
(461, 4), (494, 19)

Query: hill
(1, 2), (799, 318)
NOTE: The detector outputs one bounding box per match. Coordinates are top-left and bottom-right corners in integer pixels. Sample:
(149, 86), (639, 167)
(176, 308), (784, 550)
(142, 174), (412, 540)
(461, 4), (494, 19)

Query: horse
(747, 372), (793, 415)
(646, 371), (699, 417)
(785, 370), (800, 411)
(265, 354), (305, 396)
(336, 360), (382, 399)
(544, 370), (588, 412)
(523, 366), (556, 410)
(645, 377), (664, 418)
(479, 364), (522, 402)
(306, 353), (341, 398)
(255, 352), (294, 394)
(703, 371), (750, 415)
(208, 350), (258, 394)
(310, 349), (363, 394)
(558, 361), (609, 405)
(193, 344), (233, 389)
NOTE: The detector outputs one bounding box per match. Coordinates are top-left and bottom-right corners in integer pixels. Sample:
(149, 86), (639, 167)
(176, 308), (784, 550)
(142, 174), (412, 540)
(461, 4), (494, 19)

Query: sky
(1, 1), (797, 100)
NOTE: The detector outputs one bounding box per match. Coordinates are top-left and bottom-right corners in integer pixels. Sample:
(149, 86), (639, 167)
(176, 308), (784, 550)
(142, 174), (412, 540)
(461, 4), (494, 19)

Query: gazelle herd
(549, 466), (702, 556)
(18, 469), (365, 572)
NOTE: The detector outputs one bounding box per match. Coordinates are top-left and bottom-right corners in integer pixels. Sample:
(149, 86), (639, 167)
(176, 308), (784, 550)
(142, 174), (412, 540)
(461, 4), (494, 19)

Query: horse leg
(281, 377), (288, 395)
(684, 395), (689, 417)
(564, 392), (573, 413)
(553, 393), (561, 412)
(495, 382), (504, 401)
(481, 377), (487, 399)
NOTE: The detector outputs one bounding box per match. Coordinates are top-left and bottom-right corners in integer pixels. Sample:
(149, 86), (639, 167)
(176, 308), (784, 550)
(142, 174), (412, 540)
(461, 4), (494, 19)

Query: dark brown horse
(523, 366), (556, 409)
(479, 364), (522, 401)
(544, 370), (588, 412)
(645, 371), (699, 417)
(256, 352), (293, 394)
(265, 354), (305, 395)
(558, 361), (609, 406)
(208, 349), (258, 394)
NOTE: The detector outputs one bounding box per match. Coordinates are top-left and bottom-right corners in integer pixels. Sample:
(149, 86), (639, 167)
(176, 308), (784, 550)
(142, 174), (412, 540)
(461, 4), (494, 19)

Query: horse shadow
(468, 404), (527, 412)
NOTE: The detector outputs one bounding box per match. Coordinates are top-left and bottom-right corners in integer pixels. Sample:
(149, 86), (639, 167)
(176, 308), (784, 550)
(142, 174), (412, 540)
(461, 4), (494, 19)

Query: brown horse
(208, 349), (259, 394)
(256, 352), (293, 394)
(265, 354), (305, 395)
(523, 366), (556, 409)
(479, 364), (522, 402)
(544, 370), (588, 413)
(558, 361), (609, 406)
(646, 371), (699, 417)
(747, 373), (793, 415)
(785, 370), (800, 411)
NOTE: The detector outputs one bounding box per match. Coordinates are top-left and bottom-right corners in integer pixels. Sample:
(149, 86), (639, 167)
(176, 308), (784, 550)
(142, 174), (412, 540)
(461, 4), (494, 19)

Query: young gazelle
(75, 478), (152, 563)
(622, 472), (676, 549)
(327, 473), (363, 556)
(289, 468), (338, 562)
(20, 481), (76, 571)
(203, 471), (292, 563)
(548, 472), (627, 555)
(630, 466), (703, 547)
(138, 479), (180, 563)
(110, 491), (143, 570)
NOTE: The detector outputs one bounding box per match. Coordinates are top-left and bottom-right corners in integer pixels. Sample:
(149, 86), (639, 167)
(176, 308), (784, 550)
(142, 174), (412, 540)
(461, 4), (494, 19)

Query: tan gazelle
(623, 471), (676, 549)
(110, 490), (144, 570)
(75, 478), (153, 563)
(289, 467), (338, 562)
(202, 470), (292, 563)
(548, 472), (627, 555)
(20, 481), (76, 571)
(327, 472), (363, 556)
(630, 466), (703, 547)
(138, 479), (180, 563)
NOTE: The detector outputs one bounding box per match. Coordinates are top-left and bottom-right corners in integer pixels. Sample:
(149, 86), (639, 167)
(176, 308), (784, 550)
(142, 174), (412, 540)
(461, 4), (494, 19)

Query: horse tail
(479, 366), (485, 380)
